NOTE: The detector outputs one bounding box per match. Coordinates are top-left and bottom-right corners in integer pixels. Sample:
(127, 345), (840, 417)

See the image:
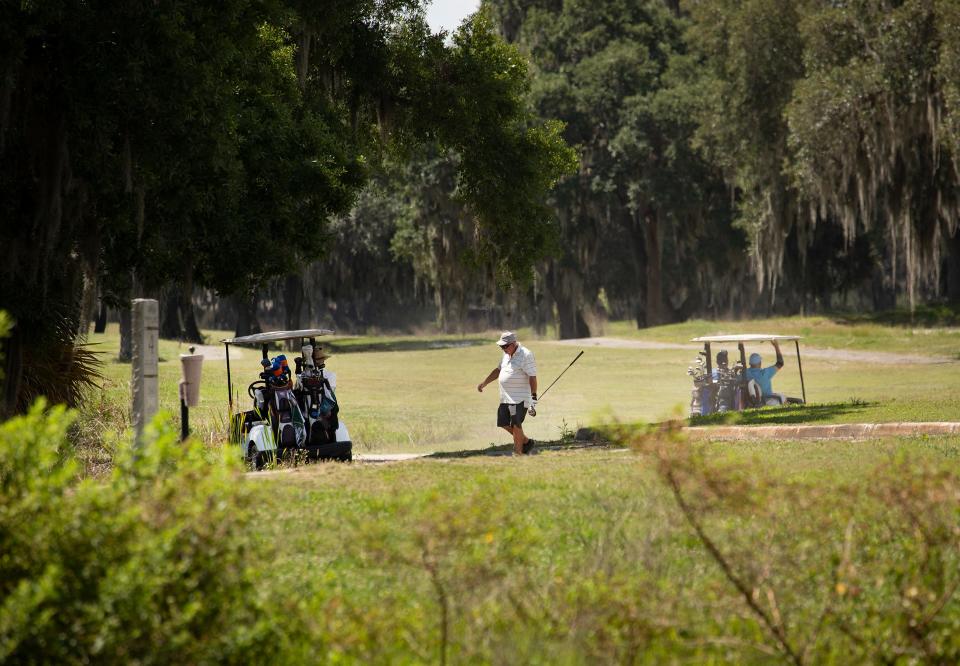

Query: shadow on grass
(225, 337), (488, 355)
(832, 303), (960, 328)
(427, 439), (620, 459)
(327, 337), (489, 354)
(689, 400), (877, 426)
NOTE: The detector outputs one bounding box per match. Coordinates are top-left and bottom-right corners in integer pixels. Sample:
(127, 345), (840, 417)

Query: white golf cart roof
(222, 328), (334, 345)
(221, 328), (335, 411)
(690, 334), (801, 343)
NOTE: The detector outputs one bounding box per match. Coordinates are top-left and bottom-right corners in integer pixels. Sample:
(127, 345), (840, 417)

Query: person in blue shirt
(745, 340), (785, 405)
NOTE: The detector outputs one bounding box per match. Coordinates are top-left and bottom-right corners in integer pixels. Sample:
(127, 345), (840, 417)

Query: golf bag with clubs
(255, 354), (307, 449)
(294, 343), (339, 445)
(713, 350), (742, 413)
(688, 352), (715, 417)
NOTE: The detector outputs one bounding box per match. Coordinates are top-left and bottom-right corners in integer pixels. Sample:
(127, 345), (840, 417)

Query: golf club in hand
(528, 350), (584, 417)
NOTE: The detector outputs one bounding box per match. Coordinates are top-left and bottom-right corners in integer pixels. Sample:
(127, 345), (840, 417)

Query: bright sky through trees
(426, 0), (479, 32)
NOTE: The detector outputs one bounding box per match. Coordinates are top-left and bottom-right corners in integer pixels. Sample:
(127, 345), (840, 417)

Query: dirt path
(685, 421), (960, 440)
(170, 342), (243, 361)
(548, 337), (956, 365)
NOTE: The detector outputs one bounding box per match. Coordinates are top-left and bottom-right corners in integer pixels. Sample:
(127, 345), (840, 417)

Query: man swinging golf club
(477, 331), (537, 455)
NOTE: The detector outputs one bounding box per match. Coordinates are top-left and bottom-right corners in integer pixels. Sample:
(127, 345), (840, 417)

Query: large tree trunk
(947, 230), (960, 304)
(547, 263), (591, 339)
(871, 265), (896, 311)
(160, 286), (181, 339)
(181, 292), (203, 342)
(93, 300), (108, 334)
(78, 268), (97, 339)
(234, 292), (262, 338)
(283, 274), (304, 349)
(625, 210), (648, 329)
(554, 290), (590, 339)
(160, 281), (204, 343)
(118, 305), (132, 362)
(643, 212), (663, 327)
(284, 274), (304, 330)
(1, 327), (24, 418)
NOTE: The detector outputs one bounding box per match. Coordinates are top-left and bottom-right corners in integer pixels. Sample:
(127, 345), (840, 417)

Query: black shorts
(497, 402), (528, 428)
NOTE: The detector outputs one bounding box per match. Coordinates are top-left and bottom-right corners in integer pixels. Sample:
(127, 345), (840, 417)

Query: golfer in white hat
(477, 331), (538, 455)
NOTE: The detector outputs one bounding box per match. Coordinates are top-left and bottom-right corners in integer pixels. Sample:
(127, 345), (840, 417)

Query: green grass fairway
(53, 316), (960, 661)
(82, 313), (960, 455)
(237, 434), (960, 662)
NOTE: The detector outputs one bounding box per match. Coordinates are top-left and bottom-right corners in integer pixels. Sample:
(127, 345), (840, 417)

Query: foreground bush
(0, 402), (281, 664)
(4, 402), (960, 663)
(608, 422), (960, 664)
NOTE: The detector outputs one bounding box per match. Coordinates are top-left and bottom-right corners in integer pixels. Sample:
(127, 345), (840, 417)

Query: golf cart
(222, 329), (352, 469)
(687, 334), (807, 416)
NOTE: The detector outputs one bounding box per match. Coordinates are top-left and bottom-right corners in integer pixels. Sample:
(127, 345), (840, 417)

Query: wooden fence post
(131, 298), (159, 443)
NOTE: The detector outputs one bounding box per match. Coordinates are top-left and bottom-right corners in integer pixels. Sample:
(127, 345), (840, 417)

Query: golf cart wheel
(337, 453), (352, 462)
(246, 442), (266, 471)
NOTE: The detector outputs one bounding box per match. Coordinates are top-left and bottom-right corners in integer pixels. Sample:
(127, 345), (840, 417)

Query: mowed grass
(65, 316), (960, 661)
(82, 314), (960, 455)
(237, 435), (960, 661)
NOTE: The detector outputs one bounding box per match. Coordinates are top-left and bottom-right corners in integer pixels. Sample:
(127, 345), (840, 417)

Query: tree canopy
(0, 0), (575, 413)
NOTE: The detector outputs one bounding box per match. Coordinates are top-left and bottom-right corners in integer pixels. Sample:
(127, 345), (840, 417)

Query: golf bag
(258, 354), (306, 449)
(295, 360), (340, 446)
(270, 388), (307, 448)
(714, 363), (741, 413)
(687, 354), (712, 417)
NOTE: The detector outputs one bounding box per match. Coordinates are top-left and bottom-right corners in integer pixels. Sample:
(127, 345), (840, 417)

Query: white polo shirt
(498, 345), (537, 404)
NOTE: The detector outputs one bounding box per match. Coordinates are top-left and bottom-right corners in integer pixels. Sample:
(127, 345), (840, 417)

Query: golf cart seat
(745, 380), (765, 408)
(746, 380), (804, 408)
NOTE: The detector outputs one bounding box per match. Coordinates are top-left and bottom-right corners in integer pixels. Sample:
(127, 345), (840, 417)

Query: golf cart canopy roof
(690, 334), (801, 343)
(222, 328), (334, 345)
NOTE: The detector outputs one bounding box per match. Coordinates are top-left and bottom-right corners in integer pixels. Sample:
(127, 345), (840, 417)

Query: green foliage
(684, 0), (960, 308)
(486, 0), (741, 331)
(14, 318), (104, 413)
(938, 0), (960, 155)
(0, 0), (576, 412)
(683, 0), (808, 293)
(611, 422), (960, 663)
(0, 403), (282, 663)
(391, 11), (578, 281)
(7, 389), (960, 661)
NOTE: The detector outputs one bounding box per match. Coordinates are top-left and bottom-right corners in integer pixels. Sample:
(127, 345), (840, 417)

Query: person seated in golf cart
(745, 340), (786, 406)
(312, 346), (335, 390)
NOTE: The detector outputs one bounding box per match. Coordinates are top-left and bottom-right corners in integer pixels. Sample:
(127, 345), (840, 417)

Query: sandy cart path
(548, 337), (956, 365)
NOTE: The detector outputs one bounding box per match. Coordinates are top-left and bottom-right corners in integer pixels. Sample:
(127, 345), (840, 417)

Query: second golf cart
(223, 329), (352, 468)
(687, 334), (807, 416)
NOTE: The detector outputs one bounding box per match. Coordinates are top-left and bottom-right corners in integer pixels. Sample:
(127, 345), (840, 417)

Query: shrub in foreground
(0, 402), (282, 664)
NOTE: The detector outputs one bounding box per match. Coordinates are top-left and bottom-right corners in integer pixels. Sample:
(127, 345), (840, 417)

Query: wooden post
(131, 298), (159, 443)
